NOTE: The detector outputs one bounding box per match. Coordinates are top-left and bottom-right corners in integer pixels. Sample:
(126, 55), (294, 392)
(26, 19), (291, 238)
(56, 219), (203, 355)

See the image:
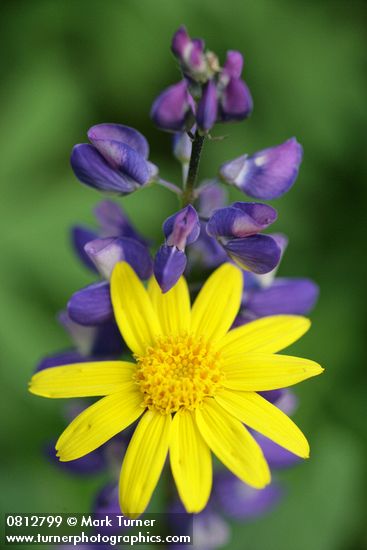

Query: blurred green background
(1, 0), (366, 549)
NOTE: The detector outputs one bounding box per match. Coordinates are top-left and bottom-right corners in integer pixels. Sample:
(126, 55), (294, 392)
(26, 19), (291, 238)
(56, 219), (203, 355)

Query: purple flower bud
(218, 77), (253, 122)
(207, 203), (277, 238)
(171, 26), (191, 59)
(71, 226), (98, 271)
(150, 80), (195, 132)
(220, 138), (303, 199)
(68, 281), (113, 326)
(171, 26), (208, 82)
(223, 50), (244, 79)
(84, 237), (152, 280)
(94, 200), (148, 245)
(163, 205), (200, 250)
(172, 131), (192, 164)
(196, 80), (218, 132)
(71, 124), (156, 195)
(154, 245), (187, 293)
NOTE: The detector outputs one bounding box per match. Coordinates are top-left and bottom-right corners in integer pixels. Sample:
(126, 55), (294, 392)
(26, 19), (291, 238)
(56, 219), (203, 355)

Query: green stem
(181, 131), (205, 206)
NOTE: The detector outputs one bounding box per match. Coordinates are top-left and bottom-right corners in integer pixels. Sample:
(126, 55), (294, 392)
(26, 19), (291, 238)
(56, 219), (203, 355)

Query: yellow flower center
(134, 333), (224, 414)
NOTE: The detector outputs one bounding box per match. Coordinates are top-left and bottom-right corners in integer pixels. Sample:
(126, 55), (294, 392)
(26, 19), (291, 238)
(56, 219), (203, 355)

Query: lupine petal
(220, 138), (303, 199)
(198, 182), (227, 218)
(214, 470), (283, 520)
(195, 399), (270, 488)
(68, 281), (112, 326)
(219, 78), (253, 122)
(223, 51), (244, 79)
(220, 315), (311, 357)
(247, 278), (319, 316)
(94, 200), (148, 245)
(85, 139), (150, 184)
(222, 353), (324, 391)
(88, 123), (149, 158)
(46, 441), (107, 476)
(148, 275), (191, 334)
(171, 25), (191, 59)
(71, 226), (98, 271)
(207, 203), (277, 238)
(151, 81), (194, 132)
(111, 262), (162, 355)
(119, 410), (171, 517)
(85, 237), (152, 280)
(55, 386), (143, 461)
(170, 410), (212, 513)
(68, 281), (113, 326)
(164, 205), (200, 249)
(153, 245), (187, 294)
(215, 389), (309, 457)
(91, 319), (125, 357)
(224, 234), (281, 274)
(191, 263), (242, 341)
(70, 144), (140, 194)
(197, 80), (218, 132)
(254, 432), (301, 469)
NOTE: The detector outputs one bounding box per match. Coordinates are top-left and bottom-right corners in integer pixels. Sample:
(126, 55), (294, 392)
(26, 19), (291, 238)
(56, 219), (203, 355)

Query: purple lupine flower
(220, 138), (303, 199)
(154, 205), (200, 292)
(71, 123), (158, 195)
(150, 80), (195, 132)
(68, 228), (152, 326)
(171, 26), (211, 83)
(207, 202), (281, 274)
(217, 50), (253, 122)
(196, 80), (218, 132)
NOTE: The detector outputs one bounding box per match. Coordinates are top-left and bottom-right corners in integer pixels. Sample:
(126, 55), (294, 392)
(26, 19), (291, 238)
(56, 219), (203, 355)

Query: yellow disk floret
(134, 333), (224, 413)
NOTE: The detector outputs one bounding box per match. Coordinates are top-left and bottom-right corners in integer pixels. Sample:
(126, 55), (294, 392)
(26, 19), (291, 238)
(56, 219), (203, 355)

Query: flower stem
(156, 178), (182, 195)
(182, 131), (205, 206)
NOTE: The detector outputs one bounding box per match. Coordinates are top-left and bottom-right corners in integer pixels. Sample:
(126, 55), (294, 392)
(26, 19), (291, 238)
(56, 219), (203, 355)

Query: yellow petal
(111, 262), (162, 355)
(223, 353), (323, 391)
(215, 389), (309, 458)
(191, 263), (242, 342)
(56, 385), (143, 461)
(218, 315), (311, 360)
(119, 410), (171, 518)
(195, 398), (270, 489)
(148, 275), (191, 335)
(170, 410), (212, 513)
(29, 361), (136, 398)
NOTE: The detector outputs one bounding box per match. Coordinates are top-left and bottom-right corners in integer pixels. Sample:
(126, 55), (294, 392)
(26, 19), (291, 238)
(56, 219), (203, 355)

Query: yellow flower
(29, 262), (323, 517)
